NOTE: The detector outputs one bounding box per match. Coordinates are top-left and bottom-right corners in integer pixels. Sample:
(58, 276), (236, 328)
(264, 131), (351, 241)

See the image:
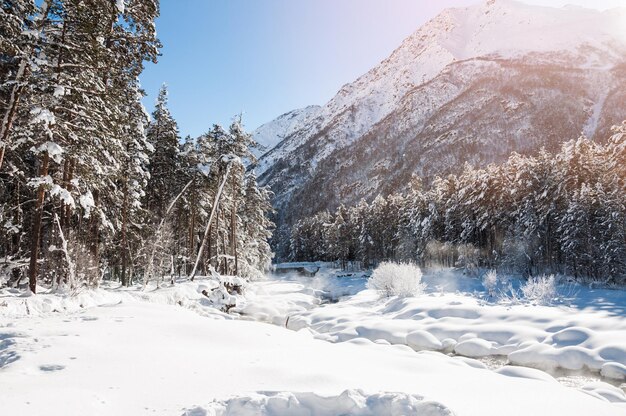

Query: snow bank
(2, 268), (626, 416)
(250, 268), (626, 381)
(0, 278), (233, 320)
(189, 390), (454, 416)
(580, 382), (626, 403)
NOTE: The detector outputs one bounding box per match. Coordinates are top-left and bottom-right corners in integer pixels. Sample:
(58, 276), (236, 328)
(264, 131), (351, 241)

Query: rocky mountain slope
(251, 105), (321, 160)
(253, 0), (626, 225)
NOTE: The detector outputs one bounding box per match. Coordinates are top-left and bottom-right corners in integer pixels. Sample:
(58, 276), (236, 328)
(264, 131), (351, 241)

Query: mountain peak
(254, 0), (626, 213)
(420, 0), (626, 62)
(483, 0), (522, 8)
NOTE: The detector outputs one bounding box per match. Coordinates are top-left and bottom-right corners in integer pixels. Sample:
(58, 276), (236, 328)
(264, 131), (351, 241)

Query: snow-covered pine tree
(173, 135), (199, 275)
(239, 172), (274, 279)
(145, 84), (181, 218)
(0, 0), (161, 292)
(113, 80), (153, 287)
(327, 204), (348, 268)
(286, 123), (625, 284)
(0, 0), (39, 171)
(220, 118), (254, 275)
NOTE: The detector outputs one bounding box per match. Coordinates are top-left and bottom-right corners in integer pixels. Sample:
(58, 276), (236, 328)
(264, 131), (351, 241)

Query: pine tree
(145, 84), (181, 218)
(240, 172), (274, 279)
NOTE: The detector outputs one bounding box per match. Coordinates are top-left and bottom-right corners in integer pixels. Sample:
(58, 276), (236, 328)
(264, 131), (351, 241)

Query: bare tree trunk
(54, 214), (76, 290)
(28, 152), (50, 294)
(64, 158), (75, 227)
(189, 165), (231, 280)
(89, 189), (100, 286)
(215, 203), (220, 272)
(59, 159), (69, 231)
(12, 180), (22, 252)
(120, 177), (129, 286)
(188, 199), (196, 275)
(231, 203), (238, 276)
(205, 222), (211, 276)
(221, 220), (227, 275)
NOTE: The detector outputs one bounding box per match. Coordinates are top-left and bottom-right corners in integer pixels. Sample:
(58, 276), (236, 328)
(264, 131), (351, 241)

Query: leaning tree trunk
(144, 179), (194, 288)
(189, 164), (232, 280)
(230, 202), (238, 276)
(215, 202), (221, 273)
(28, 152), (50, 294)
(188, 196), (196, 275)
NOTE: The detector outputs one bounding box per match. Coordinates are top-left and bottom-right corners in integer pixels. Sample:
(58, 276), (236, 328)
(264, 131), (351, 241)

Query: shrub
(521, 275), (557, 305)
(367, 262), (425, 297)
(483, 269), (498, 298)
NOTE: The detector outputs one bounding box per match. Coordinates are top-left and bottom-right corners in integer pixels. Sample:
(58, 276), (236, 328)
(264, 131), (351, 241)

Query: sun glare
(619, 11), (626, 42)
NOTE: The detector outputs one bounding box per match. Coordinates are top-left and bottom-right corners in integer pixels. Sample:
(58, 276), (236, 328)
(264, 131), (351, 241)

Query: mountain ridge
(251, 0), (626, 225)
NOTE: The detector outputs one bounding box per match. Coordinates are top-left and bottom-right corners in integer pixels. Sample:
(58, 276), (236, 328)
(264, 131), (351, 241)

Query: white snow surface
(247, 268), (626, 379)
(251, 105), (321, 166)
(191, 390), (454, 416)
(115, 0), (125, 13)
(35, 141), (63, 157)
(78, 190), (95, 218)
(1, 268), (626, 415)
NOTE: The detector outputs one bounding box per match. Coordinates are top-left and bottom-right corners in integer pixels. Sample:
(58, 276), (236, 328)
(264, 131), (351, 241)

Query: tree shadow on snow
(0, 332), (25, 369)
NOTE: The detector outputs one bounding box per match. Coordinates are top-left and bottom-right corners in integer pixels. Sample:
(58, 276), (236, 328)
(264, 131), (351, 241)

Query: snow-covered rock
(454, 338), (495, 358)
(406, 329), (443, 351)
(601, 362), (626, 381)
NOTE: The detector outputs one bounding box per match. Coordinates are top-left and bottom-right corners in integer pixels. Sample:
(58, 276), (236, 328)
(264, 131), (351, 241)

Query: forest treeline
(0, 1), (273, 293)
(281, 125), (626, 284)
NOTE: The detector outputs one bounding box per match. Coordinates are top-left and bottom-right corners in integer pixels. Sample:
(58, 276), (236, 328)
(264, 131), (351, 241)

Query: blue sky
(139, 0), (626, 138)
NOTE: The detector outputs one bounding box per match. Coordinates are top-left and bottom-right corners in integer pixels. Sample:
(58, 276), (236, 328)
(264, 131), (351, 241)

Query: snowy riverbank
(1, 267), (625, 415)
(253, 267), (626, 381)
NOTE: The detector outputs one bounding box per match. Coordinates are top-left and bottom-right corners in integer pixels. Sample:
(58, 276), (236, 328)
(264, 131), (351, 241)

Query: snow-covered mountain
(253, 0), (626, 225)
(251, 105), (321, 160)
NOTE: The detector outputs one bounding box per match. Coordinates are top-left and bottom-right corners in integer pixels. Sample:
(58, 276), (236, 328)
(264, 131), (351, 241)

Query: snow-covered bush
(483, 269), (498, 298)
(368, 262), (425, 298)
(521, 275), (557, 305)
(456, 243), (480, 275)
(200, 275), (247, 313)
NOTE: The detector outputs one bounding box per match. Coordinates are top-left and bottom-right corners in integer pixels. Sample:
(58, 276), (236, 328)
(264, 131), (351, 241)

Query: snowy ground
(1, 265), (625, 415)
(248, 267), (626, 381)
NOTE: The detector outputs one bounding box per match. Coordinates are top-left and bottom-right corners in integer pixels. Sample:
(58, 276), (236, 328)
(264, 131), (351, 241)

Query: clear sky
(139, 0), (626, 138)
